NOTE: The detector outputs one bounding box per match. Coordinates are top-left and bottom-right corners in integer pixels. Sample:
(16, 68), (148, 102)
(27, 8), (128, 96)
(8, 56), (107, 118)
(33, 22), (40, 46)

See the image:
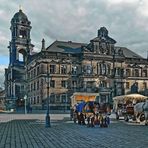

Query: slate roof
(35, 40), (144, 60)
(46, 40), (86, 54)
(115, 47), (144, 59)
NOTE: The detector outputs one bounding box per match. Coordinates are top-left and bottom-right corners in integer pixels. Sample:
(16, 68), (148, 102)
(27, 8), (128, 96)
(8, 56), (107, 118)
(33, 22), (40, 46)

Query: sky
(0, 0), (148, 87)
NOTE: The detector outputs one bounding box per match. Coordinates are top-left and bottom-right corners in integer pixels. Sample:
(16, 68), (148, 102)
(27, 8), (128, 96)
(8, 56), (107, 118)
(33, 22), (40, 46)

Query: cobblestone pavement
(0, 114), (148, 148)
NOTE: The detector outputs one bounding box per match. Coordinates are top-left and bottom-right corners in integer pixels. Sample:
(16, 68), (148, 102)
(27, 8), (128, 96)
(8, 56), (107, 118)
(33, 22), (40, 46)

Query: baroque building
(5, 9), (148, 110)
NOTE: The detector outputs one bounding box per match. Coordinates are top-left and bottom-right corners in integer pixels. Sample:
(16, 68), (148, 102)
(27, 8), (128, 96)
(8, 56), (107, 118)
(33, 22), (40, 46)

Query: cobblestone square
(0, 114), (148, 148)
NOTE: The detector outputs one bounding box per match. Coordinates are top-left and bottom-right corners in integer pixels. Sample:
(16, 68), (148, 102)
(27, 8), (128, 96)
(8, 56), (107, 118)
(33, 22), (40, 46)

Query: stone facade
(5, 9), (148, 110)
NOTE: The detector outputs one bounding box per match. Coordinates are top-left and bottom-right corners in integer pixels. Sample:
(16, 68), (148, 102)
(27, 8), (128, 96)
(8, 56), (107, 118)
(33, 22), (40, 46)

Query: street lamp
(45, 66), (51, 128)
(24, 95), (27, 114)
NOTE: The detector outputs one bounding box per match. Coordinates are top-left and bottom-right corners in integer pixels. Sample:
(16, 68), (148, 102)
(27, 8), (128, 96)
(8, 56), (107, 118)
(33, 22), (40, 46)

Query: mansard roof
(46, 40), (86, 54)
(115, 46), (144, 59)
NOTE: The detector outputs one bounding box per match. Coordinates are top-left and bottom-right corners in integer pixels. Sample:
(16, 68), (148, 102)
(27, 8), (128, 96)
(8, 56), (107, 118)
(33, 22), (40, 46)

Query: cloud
(0, 64), (7, 87)
(0, 0), (148, 86)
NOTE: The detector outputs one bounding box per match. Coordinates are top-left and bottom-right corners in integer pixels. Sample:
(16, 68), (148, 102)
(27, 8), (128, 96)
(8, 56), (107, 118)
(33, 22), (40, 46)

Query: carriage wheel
(132, 115), (136, 121)
(139, 113), (145, 122)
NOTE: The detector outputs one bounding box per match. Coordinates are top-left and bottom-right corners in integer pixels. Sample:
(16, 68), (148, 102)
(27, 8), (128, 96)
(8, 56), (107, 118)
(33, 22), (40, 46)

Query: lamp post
(45, 65), (51, 128)
(24, 95), (27, 114)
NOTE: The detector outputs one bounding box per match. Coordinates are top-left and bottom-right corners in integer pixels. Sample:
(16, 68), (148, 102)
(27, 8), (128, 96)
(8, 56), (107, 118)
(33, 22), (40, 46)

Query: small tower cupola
(11, 9), (30, 25)
(41, 38), (45, 50)
(98, 27), (108, 38)
(89, 27), (116, 55)
(10, 8), (31, 41)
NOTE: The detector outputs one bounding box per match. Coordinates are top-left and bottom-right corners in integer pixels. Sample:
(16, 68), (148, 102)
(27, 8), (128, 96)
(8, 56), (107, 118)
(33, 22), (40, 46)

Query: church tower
(10, 8), (34, 65)
(5, 8), (34, 107)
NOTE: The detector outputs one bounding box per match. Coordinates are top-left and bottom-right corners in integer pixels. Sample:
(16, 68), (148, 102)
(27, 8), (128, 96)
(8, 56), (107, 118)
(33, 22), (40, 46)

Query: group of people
(70, 101), (111, 128)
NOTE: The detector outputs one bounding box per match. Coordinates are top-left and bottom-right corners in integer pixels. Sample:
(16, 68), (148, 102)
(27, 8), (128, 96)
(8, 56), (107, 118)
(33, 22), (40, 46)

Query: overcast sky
(0, 0), (148, 87)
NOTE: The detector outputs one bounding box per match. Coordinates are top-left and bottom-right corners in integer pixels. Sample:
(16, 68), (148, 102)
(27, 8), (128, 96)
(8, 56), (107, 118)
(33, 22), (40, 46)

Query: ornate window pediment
(83, 64), (93, 74)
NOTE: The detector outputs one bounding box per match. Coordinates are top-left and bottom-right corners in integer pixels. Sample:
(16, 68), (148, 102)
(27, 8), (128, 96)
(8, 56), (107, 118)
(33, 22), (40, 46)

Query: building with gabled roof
(5, 9), (148, 110)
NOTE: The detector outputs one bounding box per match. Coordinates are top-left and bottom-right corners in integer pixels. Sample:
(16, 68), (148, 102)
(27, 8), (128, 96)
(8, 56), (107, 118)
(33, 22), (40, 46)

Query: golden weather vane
(19, 5), (23, 11)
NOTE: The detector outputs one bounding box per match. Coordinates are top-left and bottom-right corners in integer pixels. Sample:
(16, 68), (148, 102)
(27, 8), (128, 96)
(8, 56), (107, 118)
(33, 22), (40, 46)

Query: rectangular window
(37, 96), (40, 104)
(61, 65), (67, 74)
(56, 95), (60, 103)
(34, 82), (36, 90)
(61, 94), (67, 103)
(31, 83), (33, 92)
(126, 82), (130, 89)
(27, 72), (30, 79)
(50, 80), (55, 88)
(126, 69), (130, 77)
(142, 70), (147, 77)
(34, 68), (36, 77)
(61, 80), (67, 88)
(50, 94), (55, 103)
(31, 70), (33, 78)
(143, 82), (147, 89)
(37, 81), (39, 90)
(50, 65), (56, 74)
(135, 69), (139, 77)
(72, 81), (77, 87)
(37, 66), (40, 75)
(34, 97), (36, 104)
(30, 98), (32, 104)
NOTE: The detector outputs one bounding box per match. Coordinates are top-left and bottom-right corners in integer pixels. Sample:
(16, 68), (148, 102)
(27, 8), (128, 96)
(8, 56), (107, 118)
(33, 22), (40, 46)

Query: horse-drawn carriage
(71, 92), (111, 127)
(113, 94), (148, 124)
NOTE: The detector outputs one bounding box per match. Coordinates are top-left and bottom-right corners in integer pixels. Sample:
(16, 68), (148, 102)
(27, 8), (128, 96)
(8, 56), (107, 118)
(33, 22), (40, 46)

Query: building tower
(5, 8), (34, 108)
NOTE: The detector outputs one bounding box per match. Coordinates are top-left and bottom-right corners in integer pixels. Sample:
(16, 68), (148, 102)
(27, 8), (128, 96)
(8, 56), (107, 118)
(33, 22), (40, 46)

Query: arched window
(19, 53), (23, 62)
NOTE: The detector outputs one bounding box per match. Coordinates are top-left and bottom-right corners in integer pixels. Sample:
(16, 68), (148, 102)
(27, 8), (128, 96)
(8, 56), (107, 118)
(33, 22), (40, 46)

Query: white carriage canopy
(113, 94), (148, 109)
